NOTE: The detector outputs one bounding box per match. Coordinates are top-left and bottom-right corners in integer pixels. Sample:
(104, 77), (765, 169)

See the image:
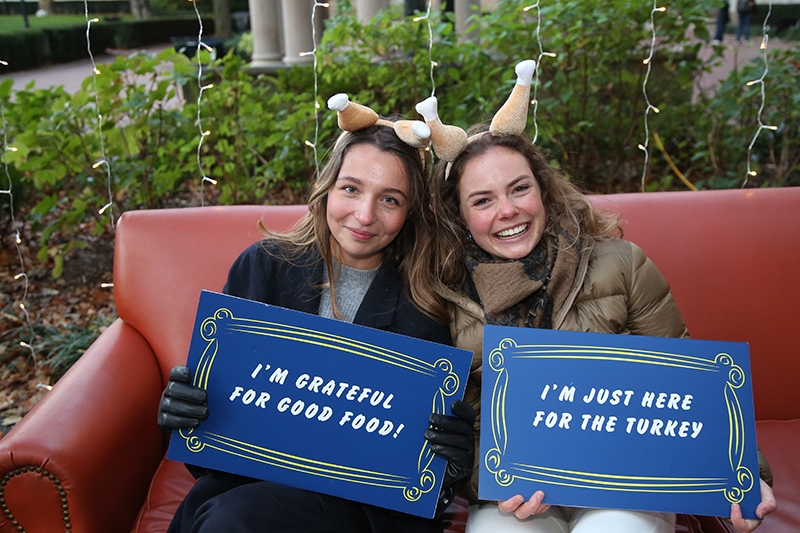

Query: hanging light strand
(84, 9), (115, 228)
(192, 0), (216, 205)
(300, 2), (330, 181)
(413, 1), (437, 97)
(1, 104), (39, 377)
(742, 1), (775, 187)
(638, 2), (666, 192)
(524, 2), (555, 145)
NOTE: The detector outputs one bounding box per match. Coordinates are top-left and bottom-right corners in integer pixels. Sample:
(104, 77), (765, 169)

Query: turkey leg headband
(414, 59), (537, 180)
(326, 93), (432, 150)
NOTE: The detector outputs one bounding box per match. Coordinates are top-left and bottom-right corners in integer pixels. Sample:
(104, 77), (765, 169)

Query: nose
(497, 197), (519, 219)
(354, 200), (377, 226)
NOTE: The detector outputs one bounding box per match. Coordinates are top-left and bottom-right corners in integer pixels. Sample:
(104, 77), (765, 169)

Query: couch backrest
(114, 205), (308, 388)
(589, 187), (800, 421)
(114, 188), (800, 422)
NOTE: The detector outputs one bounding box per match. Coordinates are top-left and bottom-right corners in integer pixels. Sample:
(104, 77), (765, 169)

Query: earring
(465, 228), (473, 241)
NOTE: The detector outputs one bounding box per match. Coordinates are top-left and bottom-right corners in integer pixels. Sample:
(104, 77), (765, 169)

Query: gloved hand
(157, 365), (209, 431)
(424, 399), (477, 515)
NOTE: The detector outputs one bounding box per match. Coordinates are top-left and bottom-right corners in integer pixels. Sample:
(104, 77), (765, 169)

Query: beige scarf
(464, 229), (581, 329)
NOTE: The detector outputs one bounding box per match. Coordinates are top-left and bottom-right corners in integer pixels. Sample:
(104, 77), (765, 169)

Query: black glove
(157, 365), (209, 431)
(424, 399), (477, 515)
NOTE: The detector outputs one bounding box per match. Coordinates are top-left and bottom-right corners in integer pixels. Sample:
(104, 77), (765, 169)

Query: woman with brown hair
(157, 98), (476, 533)
(423, 61), (776, 533)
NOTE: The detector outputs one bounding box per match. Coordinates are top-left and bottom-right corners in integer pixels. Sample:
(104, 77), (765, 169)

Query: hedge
(0, 16), (215, 73)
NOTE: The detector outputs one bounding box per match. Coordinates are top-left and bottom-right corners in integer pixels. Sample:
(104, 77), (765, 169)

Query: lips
(495, 223), (529, 239)
(347, 227), (376, 241)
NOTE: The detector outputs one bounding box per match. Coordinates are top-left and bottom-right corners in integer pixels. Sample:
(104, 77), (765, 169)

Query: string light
(190, 0), (216, 204)
(638, 2), (666, 191)
(302, 2), (331, 180)
(85, 6), (115, 229)
(742, 0), (774, 187)
(523, 2), (557, 145)
(412, 1), (436, 97)
(2, 94), (39, 377)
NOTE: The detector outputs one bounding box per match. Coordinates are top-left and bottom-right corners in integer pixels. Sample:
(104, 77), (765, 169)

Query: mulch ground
(1, 180), (305, 437)
(0, 222), (116, 434)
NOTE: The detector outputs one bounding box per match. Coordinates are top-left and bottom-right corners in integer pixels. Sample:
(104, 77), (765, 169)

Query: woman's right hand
(157, 365), (209, 431)
(497, 490), (550, 519)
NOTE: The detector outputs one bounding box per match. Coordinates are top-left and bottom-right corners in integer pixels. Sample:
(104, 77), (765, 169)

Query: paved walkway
(0, 43), (172, 94)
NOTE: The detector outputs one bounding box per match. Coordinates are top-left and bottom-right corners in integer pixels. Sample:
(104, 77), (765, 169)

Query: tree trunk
(214, 0), (232, 39)
(129, 0), (151, 19)
(37, 0), (54, 14)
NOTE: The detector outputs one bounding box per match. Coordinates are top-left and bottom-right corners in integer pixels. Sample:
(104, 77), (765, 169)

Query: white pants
(465, 503), (676, 533)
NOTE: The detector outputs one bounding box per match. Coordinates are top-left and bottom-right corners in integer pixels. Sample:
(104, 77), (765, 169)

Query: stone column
(455, 0), (480, 43)
(280, 0), (315, 65)
(247, 0), (284, 73)
(356, 0), (390, 23)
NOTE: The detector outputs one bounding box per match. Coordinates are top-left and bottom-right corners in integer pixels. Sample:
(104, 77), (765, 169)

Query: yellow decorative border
(181, 307), (462, 503)
(484, 339), (753, 504)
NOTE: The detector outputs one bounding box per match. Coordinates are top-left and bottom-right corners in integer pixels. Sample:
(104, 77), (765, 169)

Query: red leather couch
(0, 188), (797, 533)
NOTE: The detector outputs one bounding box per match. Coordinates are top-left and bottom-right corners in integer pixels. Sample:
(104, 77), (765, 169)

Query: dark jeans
(737, 11), (753, 42)
(714, 17), (727, 41)
(167, 470), (444, 533)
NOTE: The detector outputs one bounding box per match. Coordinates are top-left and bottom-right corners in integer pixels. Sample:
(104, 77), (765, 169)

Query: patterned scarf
(464, 229), (581, 330)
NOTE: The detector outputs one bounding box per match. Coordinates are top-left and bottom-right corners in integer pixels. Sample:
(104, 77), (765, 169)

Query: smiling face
(326, 143), (410, 270)
(458, 145), (547, 261)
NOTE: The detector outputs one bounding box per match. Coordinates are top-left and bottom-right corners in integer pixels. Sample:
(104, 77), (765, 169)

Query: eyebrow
(465, 175), (530, 200)
(337, 176), (408, 199)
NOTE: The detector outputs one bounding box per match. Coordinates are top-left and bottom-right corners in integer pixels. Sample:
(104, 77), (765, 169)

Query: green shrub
(675, 47), (800, 190)
(2, 0), (798, 279)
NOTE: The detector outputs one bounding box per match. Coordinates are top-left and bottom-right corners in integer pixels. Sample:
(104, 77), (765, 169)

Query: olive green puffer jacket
(440, 237), (689, 503)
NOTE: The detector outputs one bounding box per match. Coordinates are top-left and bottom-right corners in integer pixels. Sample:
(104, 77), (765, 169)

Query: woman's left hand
(730, 479), (777, 533)
(497, 490), (550, 519)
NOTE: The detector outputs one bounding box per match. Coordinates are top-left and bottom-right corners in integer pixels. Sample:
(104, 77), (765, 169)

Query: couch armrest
(0, 319), (166, 533)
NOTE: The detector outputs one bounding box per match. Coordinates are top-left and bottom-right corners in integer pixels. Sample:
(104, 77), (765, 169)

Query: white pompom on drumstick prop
(415, 96), (468, 162)
(383, 119), (431, 149)
(490, 59), (536, 136)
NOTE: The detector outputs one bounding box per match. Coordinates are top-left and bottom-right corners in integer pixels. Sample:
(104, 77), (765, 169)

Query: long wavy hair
(260, 123), (448, 323)
(433, 126), (622, 291)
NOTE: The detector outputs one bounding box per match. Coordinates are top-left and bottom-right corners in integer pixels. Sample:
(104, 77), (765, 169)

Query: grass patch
(0, 14), (130, 33)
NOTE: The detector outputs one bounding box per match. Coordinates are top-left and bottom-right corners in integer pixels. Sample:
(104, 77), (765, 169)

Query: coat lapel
(353, 263), (401, 329)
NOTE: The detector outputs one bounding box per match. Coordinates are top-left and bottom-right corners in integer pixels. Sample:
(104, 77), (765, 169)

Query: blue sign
(480, 326), (761, 520)
(167, 291), (473, 518)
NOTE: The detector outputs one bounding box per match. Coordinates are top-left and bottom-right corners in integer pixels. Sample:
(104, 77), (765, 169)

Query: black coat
(168, 240), (451, 533)
(223, 241), (452, 345)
